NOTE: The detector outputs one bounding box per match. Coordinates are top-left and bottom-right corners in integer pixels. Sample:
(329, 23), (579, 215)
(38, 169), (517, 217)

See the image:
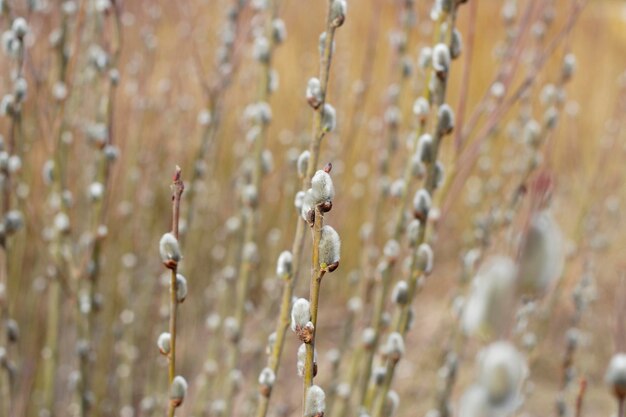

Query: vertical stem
(167, 167), (184, 417)
(303, 206), (325, 401)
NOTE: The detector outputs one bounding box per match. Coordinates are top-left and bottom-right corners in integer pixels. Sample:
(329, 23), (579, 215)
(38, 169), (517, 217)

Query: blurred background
(0, 0), (625, 416)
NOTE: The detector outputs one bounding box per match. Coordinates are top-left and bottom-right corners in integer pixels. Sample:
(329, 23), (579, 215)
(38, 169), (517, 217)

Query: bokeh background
(1, 0), (626, 416)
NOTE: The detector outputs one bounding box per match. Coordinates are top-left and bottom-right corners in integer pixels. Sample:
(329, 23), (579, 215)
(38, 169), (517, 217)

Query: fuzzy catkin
(311, 170), (335, 203)
(605, 353), (626, 398)
(304, 385), (326, 417)
(276, 250), (293, 277)
(318, 225), (341, 267)
(170, 376), (188, 406)
(176, 274), (187, 302)
(157, 332), (171, 355)
(291, 298), (311, 331)
(159, 232), (182, 263)
(297, 150), (311, 178)
(321, 103), (337, 132)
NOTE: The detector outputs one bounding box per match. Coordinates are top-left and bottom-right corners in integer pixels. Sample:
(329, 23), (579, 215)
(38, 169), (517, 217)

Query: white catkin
(458, 385), (490, 417)
(297, 343), (317, 377)
(170, 376), (188, 404)
(276, 250), (293, 277)
(295, 190), (306, 213)
(416, 134), (434, 163)
(157, 332), (171, 354)
(311, 170), (335, 203)
(413, 189), (431, 219)
(297, 150), (311, 178)
(291, 298), (311, 331)
(300, 189), (316, 221)
(159, 232), (181, 263)
(258, 367), (276, 387)
(383, 239), (400, 260)
(304, 385), (326, 417)
(437, 103), (455, 134)
(384, 390), (400, 417)
(462, 256), (517, 338)
(416, 245), (433, 274)
(476, 341), (527, 413)
(330, 0), (347, 26)
(306, 78), (322, 108)
(517, 210), (564, 297)
(321, 103), (337, 132)
(413, 97), (430, 121)
(319, 225), (341, 267)
(432, 43), (450, 73)
(385, 332), (405, 360)
(392, 281), (409, 304)
(176, 274), (187, 302)
(605, 353), (626, 396)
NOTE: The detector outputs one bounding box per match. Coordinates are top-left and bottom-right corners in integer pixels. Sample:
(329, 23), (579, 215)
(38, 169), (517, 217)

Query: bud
(157, 332), (171, 355)
(347, 296), (362, 313)
(223, 316), (240, 343)
(241, 184), (258, 208)
(297, 343), (317, 377)
(300, 189), (316, 222)
(413, 97), (430, 122)
(306, 78), (323, 109)
(311, 169), (335, 203)
(176, 274), (188, 303)
(170, 376), (188, 407)
(159, 232), (182, 268)
(544, 106), (558, 130)
(272, 18), (287, 44)
(418, 47), (432, 70)
(330, 0), (347, 27)
(450, 28), (463, 59)
(362, 327), (376, 349)
(258, 367), (276, 397)
(319, 225), (340, 271)
(462, 256), (517, 337)
(252, 36), (270, 63)
(605, 353), (626, 399)
(4, 210), (23, 234)
(88, 182), (105, 202)
(392, 280), (409, 304)
(295, 190), (306, 213)
(407, 219), (421, 247)
(477, 342), (528, 412)
(416, 243), (434, 274)
(291, 298), (311, 333)
(432, 43), (450, 76)
(437, 104), (455, 135)
(523, 119), (541, 146)
(413, 189), (431, 221)
(384, 106), (401, 128)
(383, 239), (400, 261)
(517, 211), (563, 297)
(297, 150), (311, 178)
(435, 161), (445, 189)
(385, 332), (405, 363)
(561, 53), (576, 82)
(321, 103), (337, 132)
(384, 390), (400, 417)
(276, 250), (293, 277)
(304, 385), (326, 417)
(416, 134), (434, 163)
(11, 17), (28, 39)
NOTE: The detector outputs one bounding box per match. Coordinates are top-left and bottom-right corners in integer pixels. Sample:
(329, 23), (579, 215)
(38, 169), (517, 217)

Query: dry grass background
(2, 0), (626, 416)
